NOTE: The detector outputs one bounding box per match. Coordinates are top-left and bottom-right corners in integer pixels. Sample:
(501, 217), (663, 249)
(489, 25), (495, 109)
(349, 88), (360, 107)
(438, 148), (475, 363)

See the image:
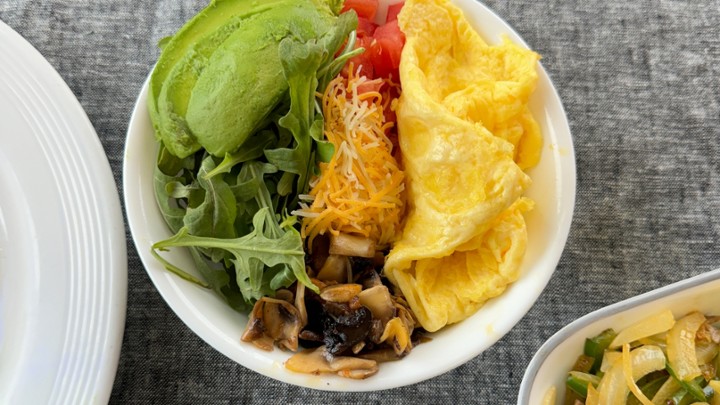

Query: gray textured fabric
(1, 0), (719, 403)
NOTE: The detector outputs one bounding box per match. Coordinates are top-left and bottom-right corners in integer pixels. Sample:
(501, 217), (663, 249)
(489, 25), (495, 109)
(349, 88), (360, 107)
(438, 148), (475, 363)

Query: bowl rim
(517, 267), (720, 404)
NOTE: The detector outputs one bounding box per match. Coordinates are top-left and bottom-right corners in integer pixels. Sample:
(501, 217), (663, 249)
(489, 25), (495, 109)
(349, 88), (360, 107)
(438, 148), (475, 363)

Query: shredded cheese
(294, 67), (405, 250)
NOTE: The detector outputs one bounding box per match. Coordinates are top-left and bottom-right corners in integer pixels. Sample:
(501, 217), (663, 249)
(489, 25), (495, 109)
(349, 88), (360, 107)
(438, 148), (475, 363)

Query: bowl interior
(520, 269), (720, 404)
(123, 0), (575, 391)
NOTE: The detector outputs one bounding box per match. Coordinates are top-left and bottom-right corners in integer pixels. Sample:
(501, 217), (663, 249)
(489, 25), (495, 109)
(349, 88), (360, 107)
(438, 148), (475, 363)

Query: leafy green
(153, 164), (188, 234)
(203, 131), (275, 180)
(152, 208), (317, 307)
(183, 156), (237, 240)
(265, 12), (357, 194)
(316, 11), (363, 91)
(149, 7), (359, 314)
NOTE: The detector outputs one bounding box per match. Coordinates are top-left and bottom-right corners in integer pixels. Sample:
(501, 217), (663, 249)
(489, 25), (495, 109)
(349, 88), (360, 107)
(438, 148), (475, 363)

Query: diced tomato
(356, 17), (377, 38)
(341, 7), (406, 81)
(341, 0), (379, 21)
(374, 19), (405, 50)
(343, 35), (375, 79)
(369, 19), (405, 78)
(385, 1), (404, 23)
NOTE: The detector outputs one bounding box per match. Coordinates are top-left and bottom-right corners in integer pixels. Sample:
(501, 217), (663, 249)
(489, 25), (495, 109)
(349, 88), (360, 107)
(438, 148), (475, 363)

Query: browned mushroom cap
(285, 346), (378, 379)
(241, 297), (303, 352)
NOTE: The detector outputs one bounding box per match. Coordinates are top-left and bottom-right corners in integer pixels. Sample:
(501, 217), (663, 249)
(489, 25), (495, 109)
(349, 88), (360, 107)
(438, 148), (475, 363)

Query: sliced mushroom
(309, 234), (330, 270)
(275, 288), (294, 303)
(358, 285), (395, 325)
(329, 233), (375, 258)
(241, 297), (302, 352)
(353, 265), (383, 289)
(359, 347), (404, 363)
(285, 346), (378, 379)
(393, 295), (417, 330)
(351, 341), (366, 354)
(320, 283), (363, 303)
(316, 255), (351, 283)
(379, 317), (412, 356)
(367, 318), (386, 344)
(298, 329), (323, 343)
(295, 282), (307, 327)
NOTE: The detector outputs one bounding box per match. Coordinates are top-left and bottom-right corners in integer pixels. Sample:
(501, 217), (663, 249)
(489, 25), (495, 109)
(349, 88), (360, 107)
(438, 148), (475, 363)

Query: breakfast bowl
(123, 0), (575, 391)
(518, 268), (720, 404)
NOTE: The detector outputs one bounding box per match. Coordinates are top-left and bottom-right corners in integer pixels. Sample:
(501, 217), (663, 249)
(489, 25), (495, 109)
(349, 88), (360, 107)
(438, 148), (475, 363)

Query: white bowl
(123, 0), (575, 391)
(518, 268), (720, 404)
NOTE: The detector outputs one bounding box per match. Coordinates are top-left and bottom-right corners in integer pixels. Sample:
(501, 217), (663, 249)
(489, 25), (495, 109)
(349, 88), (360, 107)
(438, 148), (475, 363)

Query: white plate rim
(123, 0), (576, 392)
(0, 20), (128, 405)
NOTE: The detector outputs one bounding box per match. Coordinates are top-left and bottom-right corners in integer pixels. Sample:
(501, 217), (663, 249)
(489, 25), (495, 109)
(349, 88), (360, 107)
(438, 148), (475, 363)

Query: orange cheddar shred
(294, 68), (405, 250)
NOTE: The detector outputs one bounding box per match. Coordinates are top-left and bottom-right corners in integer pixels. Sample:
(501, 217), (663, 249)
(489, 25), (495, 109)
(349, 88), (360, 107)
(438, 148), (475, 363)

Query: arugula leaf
(183, 156), (237, 239)
(151, 247), (210, 288)
(203, 131), (275, 180)
(265, 38), (322, 194)
(265, 13), (357, 193)
(316, 12), (361, 91)
(153, 164), (187, 234)
(165, 181), (199, 199)
(153, 207), (318, 307)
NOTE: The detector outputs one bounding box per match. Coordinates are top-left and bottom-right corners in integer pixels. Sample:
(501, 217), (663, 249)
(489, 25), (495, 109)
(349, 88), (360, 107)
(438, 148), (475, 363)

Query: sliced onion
(596, 344), (666, 405)
(695, 341), (719, 365)
(667, 311), (706, 381)
(708, 380), (720, 405)
(540, 386), (555, 405)
(585, 384), (600, 405)
(622, 343), (654, 405)
(600, 351), (621, 373)
(609, 310), (675, 349)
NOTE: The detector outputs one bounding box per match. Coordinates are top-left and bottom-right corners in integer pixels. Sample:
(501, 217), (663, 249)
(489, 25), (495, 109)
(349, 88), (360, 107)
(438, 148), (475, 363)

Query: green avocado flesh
(149, 0), (338, 158)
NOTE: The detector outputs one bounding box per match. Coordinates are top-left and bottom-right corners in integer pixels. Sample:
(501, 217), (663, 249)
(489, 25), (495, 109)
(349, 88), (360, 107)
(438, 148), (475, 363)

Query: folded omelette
(384, 0), (542, 332)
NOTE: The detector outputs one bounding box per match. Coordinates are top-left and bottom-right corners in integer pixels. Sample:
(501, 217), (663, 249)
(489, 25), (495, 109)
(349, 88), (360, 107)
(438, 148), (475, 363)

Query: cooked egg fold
(384, 0), (542, 332)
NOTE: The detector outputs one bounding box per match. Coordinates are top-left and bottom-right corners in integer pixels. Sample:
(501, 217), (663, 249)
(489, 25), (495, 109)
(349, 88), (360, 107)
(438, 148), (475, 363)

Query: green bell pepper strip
(584, 328), (618, 374)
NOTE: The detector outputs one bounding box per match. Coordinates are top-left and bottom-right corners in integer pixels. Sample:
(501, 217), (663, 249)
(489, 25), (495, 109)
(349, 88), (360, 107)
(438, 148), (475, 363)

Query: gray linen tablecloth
(2, 0), (719, 403)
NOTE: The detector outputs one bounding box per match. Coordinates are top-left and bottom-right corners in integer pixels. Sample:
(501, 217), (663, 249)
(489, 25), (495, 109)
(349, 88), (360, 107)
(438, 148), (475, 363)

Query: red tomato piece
(374, 19), (405, 52)
(385, 1), (405, 22)
(369, 19), (405, 78)
(356, 17), (377, 38)
(343, 35), (375, 79)
(367, 39), (394, 78)
(341, 0), (379, 21)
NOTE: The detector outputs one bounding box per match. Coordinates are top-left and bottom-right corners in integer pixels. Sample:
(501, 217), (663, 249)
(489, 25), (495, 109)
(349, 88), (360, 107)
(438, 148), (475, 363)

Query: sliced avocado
(184, 3), (335, 157)
(149, 0), (340, 158)
(148, 0), (291, 157)
(149, 0), (291, 120)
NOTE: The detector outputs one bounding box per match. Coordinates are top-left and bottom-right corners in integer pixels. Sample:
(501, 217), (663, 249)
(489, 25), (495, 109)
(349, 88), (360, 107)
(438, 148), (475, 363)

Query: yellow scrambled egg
(384, 0), (542, 332)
